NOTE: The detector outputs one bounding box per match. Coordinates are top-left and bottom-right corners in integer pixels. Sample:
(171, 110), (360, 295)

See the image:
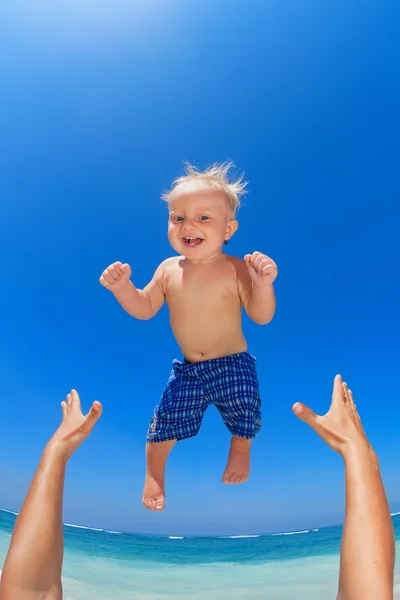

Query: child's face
(168, 184), (238, 260)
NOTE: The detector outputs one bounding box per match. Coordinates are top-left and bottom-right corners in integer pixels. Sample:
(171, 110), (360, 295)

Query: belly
(169, 304), (247, 362)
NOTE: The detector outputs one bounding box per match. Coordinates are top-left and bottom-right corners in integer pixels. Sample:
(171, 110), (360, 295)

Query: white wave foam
(224, 535), (260, 539)
(0, 508), (18, 516)
(391, 511), (400, 516)
(312, 529), (319, 532)
(104, 530), (122, 534)
(64, 523), (103, 532)
(271, 530), (310, 536)
(169, 536), (184, 539)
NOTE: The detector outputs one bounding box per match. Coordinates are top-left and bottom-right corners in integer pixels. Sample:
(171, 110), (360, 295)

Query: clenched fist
(99, 261), (132, 292)
(244, 252), (278, 287)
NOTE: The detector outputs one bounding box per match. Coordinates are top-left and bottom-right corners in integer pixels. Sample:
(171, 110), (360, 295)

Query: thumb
(244, 254), (251, 264)
(121, 263), (131, 276)
(82, 401), (102, 432)
(292, 402), (319, 429)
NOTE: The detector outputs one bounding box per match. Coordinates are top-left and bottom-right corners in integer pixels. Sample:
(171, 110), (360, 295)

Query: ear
(225, 219), (238, 242)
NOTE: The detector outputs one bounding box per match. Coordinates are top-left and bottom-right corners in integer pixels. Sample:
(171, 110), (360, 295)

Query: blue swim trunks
(147, 352), (262, 443)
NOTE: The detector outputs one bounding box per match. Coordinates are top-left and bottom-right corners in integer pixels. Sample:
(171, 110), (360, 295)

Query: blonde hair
(163, 161), (247, 215)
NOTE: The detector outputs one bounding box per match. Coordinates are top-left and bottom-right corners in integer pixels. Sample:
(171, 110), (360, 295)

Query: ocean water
(1, 509), (399, 599)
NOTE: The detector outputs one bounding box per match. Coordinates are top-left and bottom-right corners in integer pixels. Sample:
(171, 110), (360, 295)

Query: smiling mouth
(182, 237), (204, 247)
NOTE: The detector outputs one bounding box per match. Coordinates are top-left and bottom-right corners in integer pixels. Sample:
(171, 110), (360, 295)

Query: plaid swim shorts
(146, 352), (262, 443)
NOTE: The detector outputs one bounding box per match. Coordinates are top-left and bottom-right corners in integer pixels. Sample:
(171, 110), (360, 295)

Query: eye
(174, 216), (184, 222)
(199, 215), (210, 221)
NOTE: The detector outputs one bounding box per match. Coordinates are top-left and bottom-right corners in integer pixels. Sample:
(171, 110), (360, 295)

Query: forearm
(112, 282), (153, 320)
(0, 446), (66, 600)
(246, 284), (276, 325)
(338, 443), (395, 600)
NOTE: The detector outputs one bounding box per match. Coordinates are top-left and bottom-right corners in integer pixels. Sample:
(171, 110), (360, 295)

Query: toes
(235, 473), (248, 484)
(142, 496), (165, 511)
(222, 472), (232, 484)
(155, 498), (164, 511)
(142, 497), (153, 510)
(222, 472), (248, 484)
(142, 496), (155, 510)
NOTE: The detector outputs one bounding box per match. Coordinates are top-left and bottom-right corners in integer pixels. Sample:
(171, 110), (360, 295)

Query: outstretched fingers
(342, 381), (361, 422)
(60, 391), (102, 433)
(348, 388), (361, 422)
(331, 374), (345, 408)
(61, 400), (68, 419)
(70, 389), (82, 412)
(342, 381), (350, 403)
(293, 375), (368, 454)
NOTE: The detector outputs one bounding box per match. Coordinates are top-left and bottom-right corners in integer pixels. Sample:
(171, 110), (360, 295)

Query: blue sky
(0, 0), (399, 535)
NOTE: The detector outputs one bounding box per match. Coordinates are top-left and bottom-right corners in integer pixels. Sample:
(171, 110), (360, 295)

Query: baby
(100, 163), (278, 511)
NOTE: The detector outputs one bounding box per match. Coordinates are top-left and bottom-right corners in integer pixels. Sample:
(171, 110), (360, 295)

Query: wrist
(342, 440), (378, 469)
(112, 280), (133, 298)
(43, 440), (70, 467)
(251, 280), (275, 292)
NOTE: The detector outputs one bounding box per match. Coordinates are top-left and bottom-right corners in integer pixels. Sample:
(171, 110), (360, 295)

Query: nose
(182, 219), (196, 231)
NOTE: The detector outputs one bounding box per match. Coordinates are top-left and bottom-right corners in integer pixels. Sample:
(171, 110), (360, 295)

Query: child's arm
(236, 252), (277, 325)
(100, 260), (168, 320)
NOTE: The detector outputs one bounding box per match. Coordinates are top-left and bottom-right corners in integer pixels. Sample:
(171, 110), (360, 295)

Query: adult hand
(47, 390), (102, 461)
(292, 374), (370, 457)
(0, 391), (102, 600)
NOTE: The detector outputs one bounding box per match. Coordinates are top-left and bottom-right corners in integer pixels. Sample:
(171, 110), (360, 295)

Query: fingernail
(294, 403), (304, 414)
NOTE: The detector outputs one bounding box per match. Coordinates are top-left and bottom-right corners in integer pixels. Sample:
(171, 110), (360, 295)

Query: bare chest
(165, 264), (239, 307)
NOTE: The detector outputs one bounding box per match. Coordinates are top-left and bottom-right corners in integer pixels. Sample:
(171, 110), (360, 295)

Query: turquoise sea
(1, 509), (399, 599)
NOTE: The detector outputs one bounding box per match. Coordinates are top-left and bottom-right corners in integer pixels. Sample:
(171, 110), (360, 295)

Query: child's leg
(222, 436), (252, 484)
(142, 440), (176, 511)
(211, 353), (261, 485)
(144, 358), (207, 510)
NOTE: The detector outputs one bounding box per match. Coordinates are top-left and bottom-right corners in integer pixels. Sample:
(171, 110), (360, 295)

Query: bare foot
(142, 472), (165, 511)
(222, 436), (252, 484)
(142, 440), (176, 511)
